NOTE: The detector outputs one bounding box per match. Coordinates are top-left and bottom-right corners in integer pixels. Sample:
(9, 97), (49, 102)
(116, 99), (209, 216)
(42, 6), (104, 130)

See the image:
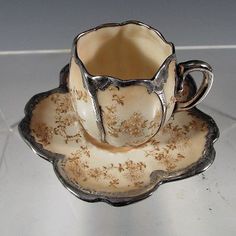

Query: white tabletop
(0, 1), (236, 235)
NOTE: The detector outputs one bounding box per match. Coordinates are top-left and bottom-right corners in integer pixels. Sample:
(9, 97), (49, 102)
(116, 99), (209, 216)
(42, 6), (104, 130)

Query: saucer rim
(18, 64), (219, 207)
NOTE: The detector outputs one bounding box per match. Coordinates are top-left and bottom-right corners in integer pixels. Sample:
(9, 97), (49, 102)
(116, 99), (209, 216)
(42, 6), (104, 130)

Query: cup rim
(72, 20), (176, 82)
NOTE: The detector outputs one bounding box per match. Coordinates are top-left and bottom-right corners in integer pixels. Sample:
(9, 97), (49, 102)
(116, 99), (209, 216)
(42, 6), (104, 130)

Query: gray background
(0, 1), (236, 236)
(1, 0), (236, 51)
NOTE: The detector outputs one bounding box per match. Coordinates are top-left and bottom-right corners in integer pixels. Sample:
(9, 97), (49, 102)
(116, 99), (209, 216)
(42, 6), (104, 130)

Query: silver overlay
(18, 65), (219, 206)
(71, 20), (213, 143)
(72, 20), (176, 143)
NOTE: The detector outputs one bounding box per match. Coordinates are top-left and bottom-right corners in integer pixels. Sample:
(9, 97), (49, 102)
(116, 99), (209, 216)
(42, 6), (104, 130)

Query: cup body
(68, 21), (178, 147)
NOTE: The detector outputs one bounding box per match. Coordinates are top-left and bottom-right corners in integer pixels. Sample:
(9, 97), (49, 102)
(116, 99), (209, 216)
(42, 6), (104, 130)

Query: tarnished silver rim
(18, 65), (219, 207)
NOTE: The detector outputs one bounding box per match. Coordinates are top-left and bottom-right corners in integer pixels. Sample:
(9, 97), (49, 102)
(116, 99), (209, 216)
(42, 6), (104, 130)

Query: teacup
(68, 20), (213, 147)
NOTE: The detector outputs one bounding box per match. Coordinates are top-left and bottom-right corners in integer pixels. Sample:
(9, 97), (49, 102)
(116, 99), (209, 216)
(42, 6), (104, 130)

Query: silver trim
(176, 60), (214, 111)
(72, 20), (176, 142)
(18, 66), (219, 206)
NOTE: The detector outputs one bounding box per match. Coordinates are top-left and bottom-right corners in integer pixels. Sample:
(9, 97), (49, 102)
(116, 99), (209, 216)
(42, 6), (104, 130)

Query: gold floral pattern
(103, 105), (120, 137)
(32, 123), (54, 146)
(31, 94), (80, 144)
(70, 88), (88, 103)
(54, 113), (81, 143)
(109, 179), (120, 188)
(50, 94), (74, 113)
(103, 105), (161, 139)
(120, 112), (148, 137)
(112, 94), (125, 105)
(49, 94), (82, 143)
(144, 115), (209, 171)
(122, 160), (146, 181)
(187, 117), (208, 132)
(30, 91), (211, 194)
(145, 147), (185, 171)
(62, 150), (89, 184)
(101, 89), (163, 142)
(62, 149), (147, 188)
(105, 105), (116, 114)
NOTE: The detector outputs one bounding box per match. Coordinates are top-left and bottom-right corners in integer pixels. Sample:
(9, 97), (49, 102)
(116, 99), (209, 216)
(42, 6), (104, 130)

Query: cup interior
(76, 22), (173, 80)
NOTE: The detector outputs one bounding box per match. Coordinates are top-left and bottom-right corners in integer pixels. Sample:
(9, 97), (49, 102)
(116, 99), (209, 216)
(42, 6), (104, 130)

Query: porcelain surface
(19, 65), (219, 206)
(69, 21), (213, 147)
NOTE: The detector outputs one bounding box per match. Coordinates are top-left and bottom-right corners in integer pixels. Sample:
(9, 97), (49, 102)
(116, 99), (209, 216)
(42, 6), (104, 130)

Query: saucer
(19, 65), (219, 206)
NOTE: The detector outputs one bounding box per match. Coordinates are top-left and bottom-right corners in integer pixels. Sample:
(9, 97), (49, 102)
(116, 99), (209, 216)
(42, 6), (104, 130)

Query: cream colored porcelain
(18, 66), (219, 206)
(68, 21), (213, 148)
(29, 88), (212, 196)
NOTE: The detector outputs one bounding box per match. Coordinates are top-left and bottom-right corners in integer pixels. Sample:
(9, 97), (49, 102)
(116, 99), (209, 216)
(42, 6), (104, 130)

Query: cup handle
(176, 60), (213, 111)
